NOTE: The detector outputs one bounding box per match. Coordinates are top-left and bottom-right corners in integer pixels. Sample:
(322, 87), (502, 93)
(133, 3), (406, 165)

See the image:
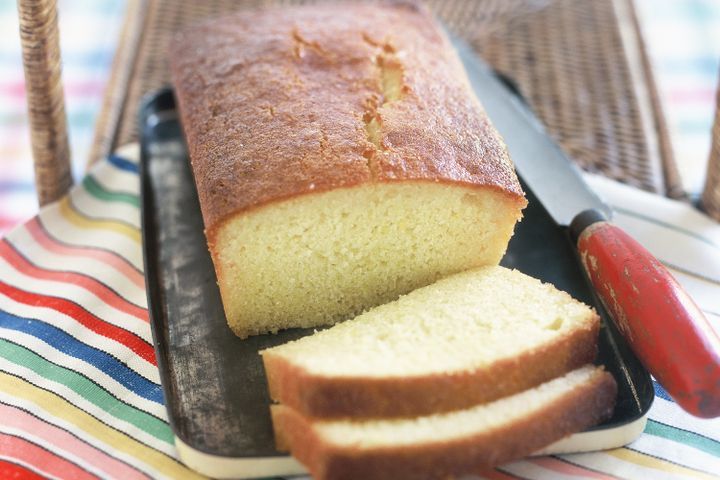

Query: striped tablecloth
(0, 145), (718, 479)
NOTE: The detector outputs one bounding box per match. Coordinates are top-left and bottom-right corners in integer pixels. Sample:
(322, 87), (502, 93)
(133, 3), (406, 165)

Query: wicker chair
(16, 0), (720, 221)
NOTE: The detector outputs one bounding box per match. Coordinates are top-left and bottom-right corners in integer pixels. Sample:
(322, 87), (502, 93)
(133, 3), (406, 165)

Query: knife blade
(456, 42), (611, 227)
(454, 37), (720, 418)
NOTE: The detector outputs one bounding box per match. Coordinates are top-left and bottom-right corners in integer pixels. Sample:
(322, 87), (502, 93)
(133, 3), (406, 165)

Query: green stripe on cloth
(646, 419), (720, 457)
(82, 176), (139, 208)
(0, 338), (173, 444)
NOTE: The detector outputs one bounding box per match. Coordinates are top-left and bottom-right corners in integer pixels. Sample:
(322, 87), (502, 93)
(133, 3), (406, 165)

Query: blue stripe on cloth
(688, 0), (720, 19)
(654, 380), (674, 402)
(676, 118), (716, 133)
(108, 155), (139, 174)
(0, 310), (163, 404)
(657, 57), (719, 75)
(0, 51), (112, 65)
(0, 181), (36, 192)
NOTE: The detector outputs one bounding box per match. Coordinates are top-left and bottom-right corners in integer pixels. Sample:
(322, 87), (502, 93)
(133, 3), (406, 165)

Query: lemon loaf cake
(261, 266), (602, 417)
(272, 366), (617, 480)
(170, 3), (527, 338)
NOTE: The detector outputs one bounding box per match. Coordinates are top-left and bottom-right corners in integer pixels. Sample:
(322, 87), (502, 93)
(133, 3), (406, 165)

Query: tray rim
(138, 87), (654, 463)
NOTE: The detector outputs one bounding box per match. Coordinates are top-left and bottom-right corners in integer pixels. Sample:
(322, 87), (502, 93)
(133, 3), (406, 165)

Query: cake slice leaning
(261, 266), (602, 418)
(272, 365), (617, 480)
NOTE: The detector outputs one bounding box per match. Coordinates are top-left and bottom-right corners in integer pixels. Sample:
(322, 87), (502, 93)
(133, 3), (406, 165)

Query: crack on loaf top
(292, 28), (328, 59)
(360, 32), (408, 178)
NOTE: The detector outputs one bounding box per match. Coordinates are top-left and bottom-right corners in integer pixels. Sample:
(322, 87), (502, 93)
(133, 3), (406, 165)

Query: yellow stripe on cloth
(0, 371), (203, 480)
(607, 447), (718, 480)
(59, 197), (141, 244)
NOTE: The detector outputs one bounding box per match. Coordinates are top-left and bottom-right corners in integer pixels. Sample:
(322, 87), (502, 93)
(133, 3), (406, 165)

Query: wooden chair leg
(702, 73), (720, 221)
(18, 0), (73, 206)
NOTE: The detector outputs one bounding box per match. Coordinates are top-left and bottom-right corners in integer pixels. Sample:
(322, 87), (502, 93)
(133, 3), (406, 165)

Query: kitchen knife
(454, 39), (720, 418)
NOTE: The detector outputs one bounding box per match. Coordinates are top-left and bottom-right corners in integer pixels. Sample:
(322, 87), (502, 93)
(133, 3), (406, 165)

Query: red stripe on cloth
(666, 87), (716, 103)
(26, 218), (145, 289)
(0, 80), (106, 97)
(0, 240), (147, 321)
(531, 457), (616, 479)
(0, 432), (97, 480)
(0, 459), (47, 480)
(478, 469), (523, 480)
(0, 403), (149, 480)
(0, 281), (156, 366)
(0, 218), (26, 234)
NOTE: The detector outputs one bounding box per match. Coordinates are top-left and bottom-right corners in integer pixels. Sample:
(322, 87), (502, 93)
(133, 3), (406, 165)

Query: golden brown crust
(169, 2), (525, 236)
(262, 312), (600, 418)
(272, 369), (617, 480)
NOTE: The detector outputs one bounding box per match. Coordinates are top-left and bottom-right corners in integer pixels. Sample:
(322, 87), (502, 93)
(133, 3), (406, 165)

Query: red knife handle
(571, 210), (720, 418)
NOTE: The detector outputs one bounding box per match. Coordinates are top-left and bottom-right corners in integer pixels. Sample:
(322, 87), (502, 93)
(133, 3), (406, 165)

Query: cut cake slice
(261, 266), (602, 418)
(272, 365), (617, 480)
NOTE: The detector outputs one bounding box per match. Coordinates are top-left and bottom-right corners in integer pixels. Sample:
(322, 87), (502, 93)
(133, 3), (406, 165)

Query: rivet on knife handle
(570, 208), (720, 418)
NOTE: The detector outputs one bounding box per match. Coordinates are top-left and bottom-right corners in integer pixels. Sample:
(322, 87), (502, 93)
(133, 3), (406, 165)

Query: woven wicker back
(104, 0), (684, 197)
(473, 0), (678, 195)
(16, 0), (720, 221)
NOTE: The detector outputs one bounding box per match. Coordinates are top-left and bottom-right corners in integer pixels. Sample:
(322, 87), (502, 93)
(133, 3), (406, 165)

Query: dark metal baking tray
(140, 77), (653, 474)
